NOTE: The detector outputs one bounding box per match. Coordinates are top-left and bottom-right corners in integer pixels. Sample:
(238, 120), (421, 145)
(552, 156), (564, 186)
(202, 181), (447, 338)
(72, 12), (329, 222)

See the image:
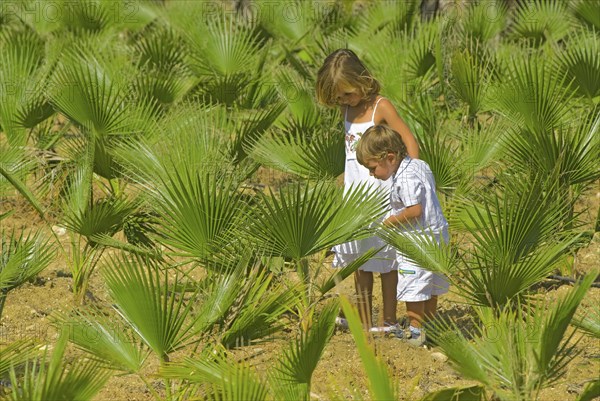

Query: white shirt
(389, 157), (449, 239)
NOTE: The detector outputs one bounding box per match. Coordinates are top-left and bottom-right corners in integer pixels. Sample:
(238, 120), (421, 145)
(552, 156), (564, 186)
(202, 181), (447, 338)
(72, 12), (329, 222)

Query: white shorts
(332, 251), (398, 273)
(396, 256), (449, 302)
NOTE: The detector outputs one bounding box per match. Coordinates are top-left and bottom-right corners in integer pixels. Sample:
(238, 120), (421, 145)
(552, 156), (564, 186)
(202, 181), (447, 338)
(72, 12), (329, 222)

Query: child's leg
(380, 270), (398, 324)
(354, 270), (373, 328)
(424, 295), (438, 321)
(405, 301), (426, 328)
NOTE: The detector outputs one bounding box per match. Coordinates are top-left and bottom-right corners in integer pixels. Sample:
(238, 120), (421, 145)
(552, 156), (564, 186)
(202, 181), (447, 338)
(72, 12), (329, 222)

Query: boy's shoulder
(398, 158), (432, 178)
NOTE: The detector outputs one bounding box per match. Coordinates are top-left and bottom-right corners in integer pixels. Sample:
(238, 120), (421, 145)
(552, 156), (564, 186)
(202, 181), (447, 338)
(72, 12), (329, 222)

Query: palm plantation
(0, 1), (599, 400)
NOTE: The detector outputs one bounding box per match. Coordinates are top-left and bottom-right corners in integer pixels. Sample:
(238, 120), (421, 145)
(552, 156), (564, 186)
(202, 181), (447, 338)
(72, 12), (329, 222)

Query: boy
(356, 125), (449, 346)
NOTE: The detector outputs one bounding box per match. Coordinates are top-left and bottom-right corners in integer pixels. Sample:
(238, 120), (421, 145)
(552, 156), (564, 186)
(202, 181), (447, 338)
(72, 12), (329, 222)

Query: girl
(315, 48), (419, 330)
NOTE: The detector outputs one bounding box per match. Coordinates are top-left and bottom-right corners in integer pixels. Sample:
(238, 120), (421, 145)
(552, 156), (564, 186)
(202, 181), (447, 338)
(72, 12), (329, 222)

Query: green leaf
(53, 308), (149, 373)
(339, 297), (397, 400)
(8, 333), (112, 401)
(248, 181), (387, 261)
(420, 385), (486, 401)
(103, 254), (202, 359)
(271, 299), (338, 400)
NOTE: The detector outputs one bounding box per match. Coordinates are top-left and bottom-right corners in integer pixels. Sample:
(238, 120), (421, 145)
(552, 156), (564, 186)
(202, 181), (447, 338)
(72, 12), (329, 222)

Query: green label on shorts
(398, 269), (416, 275)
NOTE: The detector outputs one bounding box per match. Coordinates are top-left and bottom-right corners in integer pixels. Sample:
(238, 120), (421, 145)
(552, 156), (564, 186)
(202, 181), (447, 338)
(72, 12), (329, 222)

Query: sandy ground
(1, 181), (598, 401)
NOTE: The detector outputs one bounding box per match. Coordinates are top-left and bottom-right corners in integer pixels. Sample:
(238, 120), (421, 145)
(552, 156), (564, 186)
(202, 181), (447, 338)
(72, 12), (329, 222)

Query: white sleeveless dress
(331, 97), (397, 273)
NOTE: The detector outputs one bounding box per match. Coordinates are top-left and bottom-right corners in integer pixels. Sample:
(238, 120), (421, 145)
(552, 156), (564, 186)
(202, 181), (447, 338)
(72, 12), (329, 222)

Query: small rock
(431, 352), (448, 362)
(52, 225), (67, 236)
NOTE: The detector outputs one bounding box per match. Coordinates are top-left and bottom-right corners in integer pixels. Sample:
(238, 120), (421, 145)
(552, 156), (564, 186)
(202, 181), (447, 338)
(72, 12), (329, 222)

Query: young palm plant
(158, 299), (339, 401)
(0, 229), (55, 318)
(54, 250), (298, 400)
(426, 272), (598, 401)
(246, 180), (388, 326)
(6, 333), (112, 401)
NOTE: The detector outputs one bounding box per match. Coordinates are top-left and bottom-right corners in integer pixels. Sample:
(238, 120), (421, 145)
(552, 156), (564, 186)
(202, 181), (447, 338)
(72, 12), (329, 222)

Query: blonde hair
(315, 49), (381, 107)
(356, 125), (408, 166)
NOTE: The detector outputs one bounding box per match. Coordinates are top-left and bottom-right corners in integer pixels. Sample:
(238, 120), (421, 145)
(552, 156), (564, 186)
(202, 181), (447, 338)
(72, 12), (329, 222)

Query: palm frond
(220, 267), (300, 348)
(449, 44), (493, 119)
(428, 271), (594, 401)
(509, 0), (574, 46)
(0, 148), (45, 219)
(460, 0), (507, 43)
(247, 181), (388, 261)
(160, 347), (269, 401)
(576, 379), (600, 401)
(0, 339), (41, 378)
(535, 272), (598, 387)
(102, 254), (203, 360)
(572, 307), (600, 339)
(52, 308), (149, 373)
(250, 128), (344, 179)
(49, 46), (156, 136)
(152, 169), (250, 260)
(556, 28), (600, 100)
(62, 194), (136, 243)
(489, 55), (574, 136)
(339, 297), (397, 400)
(503, 105), (600, 187)
(0, 28), (48, 145)
(0, 229), (55, 317)
(8, 333), (112, 401)
(232, 100), (286, 164)
(270, 299), (338, 400)
(571, 0), (600, 30)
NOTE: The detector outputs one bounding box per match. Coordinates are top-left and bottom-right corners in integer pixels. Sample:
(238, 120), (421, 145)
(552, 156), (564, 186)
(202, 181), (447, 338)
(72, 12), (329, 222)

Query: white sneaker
(369, 322), (402, 335)
(335, 316), (349, 329)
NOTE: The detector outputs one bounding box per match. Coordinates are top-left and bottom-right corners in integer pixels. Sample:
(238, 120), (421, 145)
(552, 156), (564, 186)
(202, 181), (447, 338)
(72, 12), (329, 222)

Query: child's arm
(375, 99), (420, 159)
(383, 204), (422, 227)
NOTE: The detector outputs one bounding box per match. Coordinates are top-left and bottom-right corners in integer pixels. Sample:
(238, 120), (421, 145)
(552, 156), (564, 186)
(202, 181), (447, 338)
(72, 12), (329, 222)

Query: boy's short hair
(316, 48), (380, 107)
(356, 125), (408, 165)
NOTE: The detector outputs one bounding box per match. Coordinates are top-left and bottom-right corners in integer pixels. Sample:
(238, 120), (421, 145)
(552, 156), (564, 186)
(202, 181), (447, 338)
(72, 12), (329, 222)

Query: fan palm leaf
(0, 28), (51, 145)
(254, 0), (316, 46)
(489, 56), (574, 136)
(556, 28), (600, 101)
(7, 333), (112, 401)
(0, 339), (41, 379)
(50, 46), (155, 137)
(339, 297), (397, 400)
(151, 169), (250, 260)
(250, 128), (344, 179)
(270, 299), (338, 401)
(509, 0), (574, 47)
(571, 0), (600, 30)
(359, 1), (418, 35)
(247, 181), (388, 261)
(115, 104), (236, 185)
(503, 105), (600, 188)
(160, 347), (269, 401)
(218, 266), (300, 349)
(0, 145), (45, 218)
(428, 273), (596, 401)
(102, 254), (203, 360)
(449, 44), (494, 120)
(460, 0), (507, 43)
(52, 308), (149, 373)
(0, 229), (55, 318)
(572, 307), (600, 339)
(232, 100), (286, 165)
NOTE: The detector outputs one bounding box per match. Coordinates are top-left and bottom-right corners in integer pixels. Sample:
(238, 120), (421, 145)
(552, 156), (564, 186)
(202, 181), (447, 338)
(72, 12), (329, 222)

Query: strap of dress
(371, 97), (385, 122)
